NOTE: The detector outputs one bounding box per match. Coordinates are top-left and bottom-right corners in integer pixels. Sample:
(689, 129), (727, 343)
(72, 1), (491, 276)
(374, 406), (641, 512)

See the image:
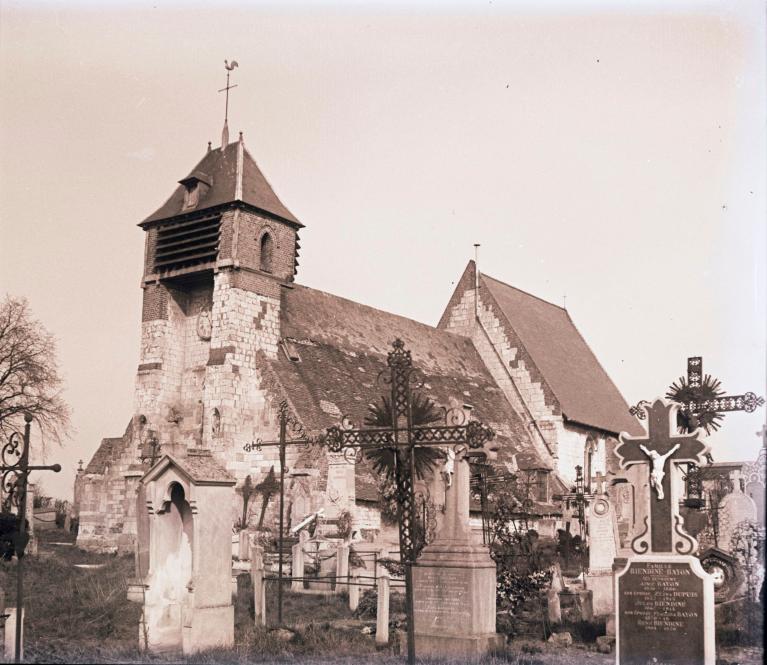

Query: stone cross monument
(412, 446), (504, 657)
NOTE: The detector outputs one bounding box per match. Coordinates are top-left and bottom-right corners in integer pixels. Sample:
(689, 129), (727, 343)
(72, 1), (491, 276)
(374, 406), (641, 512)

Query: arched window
(260, 232), (273, 273)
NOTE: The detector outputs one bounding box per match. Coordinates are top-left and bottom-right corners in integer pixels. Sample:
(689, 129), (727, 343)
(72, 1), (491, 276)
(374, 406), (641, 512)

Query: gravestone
(291, 531), (306, 592)
(376, 569), (390, 646)
(413, 448), (503, 657)
(138, 450), (236, 654)
(3, 607), (23, 661)
(613, 399), (715, 665)
(584, 495), (619, 615)
(716, 471), (757, 553)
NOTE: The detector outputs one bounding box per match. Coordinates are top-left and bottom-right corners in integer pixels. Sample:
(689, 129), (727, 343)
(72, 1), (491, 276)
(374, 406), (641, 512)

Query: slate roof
(84, 437), (124, 474)
(142, 449), (236, 485)
(480, 272), (642, 436)
(84, 419), (134, 475)
(265, 284), (559, 502)
(141, 139), (301, 226)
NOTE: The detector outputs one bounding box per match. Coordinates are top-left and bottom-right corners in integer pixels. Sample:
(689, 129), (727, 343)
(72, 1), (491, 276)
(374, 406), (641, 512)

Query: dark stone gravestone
(615, 556), (714, 665)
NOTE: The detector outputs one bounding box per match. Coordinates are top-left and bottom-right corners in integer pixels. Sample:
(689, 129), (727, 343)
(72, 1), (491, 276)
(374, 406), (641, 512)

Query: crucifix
(323, 339), (496, 665)
(218, 59), (239, 146)
(615, 398), (709, 555)
(242, 399), (322, 626)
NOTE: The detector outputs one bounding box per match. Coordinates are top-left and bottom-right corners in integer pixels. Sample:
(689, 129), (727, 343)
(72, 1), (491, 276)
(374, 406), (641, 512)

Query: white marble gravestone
(413, 448), (503, 657)
(584, 495), (619, 615)
(138, 450), (236, 655)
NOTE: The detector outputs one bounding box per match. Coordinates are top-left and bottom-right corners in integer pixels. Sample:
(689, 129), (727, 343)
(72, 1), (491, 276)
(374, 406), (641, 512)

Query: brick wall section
(143, 227), (158, 277)
(234, 209), (297, 282)
(141, 283), (169, 322)
(218, 209), (235, 260)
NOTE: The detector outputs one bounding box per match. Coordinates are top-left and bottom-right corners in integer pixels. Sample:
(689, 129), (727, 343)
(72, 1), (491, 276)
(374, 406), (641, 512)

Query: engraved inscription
(413, 568), (472, 631)
(588, 513), (617, 570)
(618, 560), (704, 665)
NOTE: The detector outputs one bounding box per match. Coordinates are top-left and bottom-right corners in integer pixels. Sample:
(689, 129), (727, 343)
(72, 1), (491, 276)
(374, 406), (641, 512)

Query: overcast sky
(1, 0), (765, 500)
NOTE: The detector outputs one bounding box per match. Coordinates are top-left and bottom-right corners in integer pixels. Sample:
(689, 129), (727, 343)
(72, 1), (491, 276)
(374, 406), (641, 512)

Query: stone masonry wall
(439, 270), (609, 487)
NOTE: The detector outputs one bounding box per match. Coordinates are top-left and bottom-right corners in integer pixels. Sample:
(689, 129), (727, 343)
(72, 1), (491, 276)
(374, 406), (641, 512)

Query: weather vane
(219, 59), (239, 146)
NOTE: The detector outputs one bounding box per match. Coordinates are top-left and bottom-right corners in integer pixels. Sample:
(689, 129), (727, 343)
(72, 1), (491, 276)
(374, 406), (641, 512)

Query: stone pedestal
(412, 455), (503, 658)
(585, 569), (614, 616)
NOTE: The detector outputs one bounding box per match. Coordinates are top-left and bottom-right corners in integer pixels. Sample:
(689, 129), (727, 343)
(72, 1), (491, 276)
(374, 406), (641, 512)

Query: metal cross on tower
(242, 399), (323, 626)
(615, 399), (709, 555)
(323, 339), (496, 665)
(218, 59), (239, 146)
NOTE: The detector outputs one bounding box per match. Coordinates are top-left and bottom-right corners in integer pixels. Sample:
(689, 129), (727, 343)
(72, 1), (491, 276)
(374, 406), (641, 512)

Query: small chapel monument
(412, 446), (504, 656)
(614, 399), (715, 665)
(138, 449), (236, 654)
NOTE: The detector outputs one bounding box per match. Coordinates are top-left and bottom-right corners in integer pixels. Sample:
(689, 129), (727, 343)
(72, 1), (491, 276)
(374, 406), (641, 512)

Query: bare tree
(0, 296), (70, 448)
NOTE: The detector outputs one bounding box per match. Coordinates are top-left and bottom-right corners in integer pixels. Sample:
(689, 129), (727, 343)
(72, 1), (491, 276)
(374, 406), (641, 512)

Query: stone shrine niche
(139, 450), (235, 655)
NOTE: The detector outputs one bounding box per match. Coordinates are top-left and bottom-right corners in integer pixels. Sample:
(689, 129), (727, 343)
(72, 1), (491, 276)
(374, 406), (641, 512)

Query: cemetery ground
(0, 529), (761, 664)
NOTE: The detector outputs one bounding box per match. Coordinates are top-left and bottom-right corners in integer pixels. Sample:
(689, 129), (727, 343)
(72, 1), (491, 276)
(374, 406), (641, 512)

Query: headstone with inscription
(613, 399), (715, 665)
(412, 448), (504, 657)
(584, 495), (619, 615)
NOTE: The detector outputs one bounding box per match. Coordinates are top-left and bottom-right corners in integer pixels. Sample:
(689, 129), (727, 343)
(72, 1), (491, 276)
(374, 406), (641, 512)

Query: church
(73, 123), (642, 553)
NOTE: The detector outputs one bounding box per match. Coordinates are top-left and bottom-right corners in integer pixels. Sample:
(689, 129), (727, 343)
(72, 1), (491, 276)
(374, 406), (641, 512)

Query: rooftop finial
(473, 243), (480, 319)
(219, 59), (239, 147)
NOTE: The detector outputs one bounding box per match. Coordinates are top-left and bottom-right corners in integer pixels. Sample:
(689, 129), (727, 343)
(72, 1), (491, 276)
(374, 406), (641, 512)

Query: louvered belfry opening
(154, 214), (221, 273)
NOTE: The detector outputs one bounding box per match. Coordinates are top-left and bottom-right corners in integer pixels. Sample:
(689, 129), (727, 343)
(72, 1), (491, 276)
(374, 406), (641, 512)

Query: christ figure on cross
(442, 446), (456, 488)
(639, 442), (680, 500)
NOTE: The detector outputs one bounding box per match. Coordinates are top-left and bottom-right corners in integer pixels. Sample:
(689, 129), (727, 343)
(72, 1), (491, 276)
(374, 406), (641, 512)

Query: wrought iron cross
(242, 399), (322, 626)
(615, 399), (708, 555)
(324, 339), (496, 563)
(552, 465), (595, 538)
(1, 414), (61, 664)
(323, 339), (496, 665)
(630, 356), (766, 436)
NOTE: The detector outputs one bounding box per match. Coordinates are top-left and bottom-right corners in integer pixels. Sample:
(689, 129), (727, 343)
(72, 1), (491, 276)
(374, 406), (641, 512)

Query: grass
(1, 529), (763, 665)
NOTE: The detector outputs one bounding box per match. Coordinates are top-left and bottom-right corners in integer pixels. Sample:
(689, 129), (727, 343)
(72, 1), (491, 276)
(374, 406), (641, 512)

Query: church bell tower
(134, 125), (302, 462)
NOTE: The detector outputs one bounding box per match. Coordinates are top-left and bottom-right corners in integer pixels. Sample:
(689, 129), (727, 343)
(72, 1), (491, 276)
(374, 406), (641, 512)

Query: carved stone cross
(615, 398), (709, 555)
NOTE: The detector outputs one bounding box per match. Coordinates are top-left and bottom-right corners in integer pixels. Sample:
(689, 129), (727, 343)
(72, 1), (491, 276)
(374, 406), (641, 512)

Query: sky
(1, 0), (765, 500)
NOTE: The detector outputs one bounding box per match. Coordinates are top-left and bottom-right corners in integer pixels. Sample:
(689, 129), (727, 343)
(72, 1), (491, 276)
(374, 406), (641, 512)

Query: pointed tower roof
(141, 135), (301, 227)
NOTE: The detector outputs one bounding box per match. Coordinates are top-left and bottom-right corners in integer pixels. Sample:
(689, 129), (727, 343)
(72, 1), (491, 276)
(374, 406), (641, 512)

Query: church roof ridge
(480, 271), (566, 312)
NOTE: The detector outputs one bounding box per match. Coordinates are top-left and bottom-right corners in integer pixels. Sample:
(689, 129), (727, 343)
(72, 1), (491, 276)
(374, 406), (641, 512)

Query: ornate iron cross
(615, 399), (709, 555)
(242, 399), (322, 626)
(323, 339), (495, 665)
(1, 414), (61, 664)
(324, 339), (496, 563)
(552, 465), (595, 538)
(631, 356), (766, 434)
